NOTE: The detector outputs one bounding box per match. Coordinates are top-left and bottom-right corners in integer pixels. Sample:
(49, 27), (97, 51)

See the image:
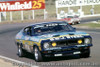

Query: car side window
(24, 27), (32, 36)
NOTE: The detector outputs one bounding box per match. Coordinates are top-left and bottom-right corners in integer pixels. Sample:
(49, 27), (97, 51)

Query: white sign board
(56, 0), (100, 8)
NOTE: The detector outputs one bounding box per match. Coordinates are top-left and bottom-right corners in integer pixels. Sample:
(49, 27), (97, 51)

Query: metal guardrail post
(10, 12), (12, 21)
(21, 11), (24, 21)
(32, 10), (34, 20)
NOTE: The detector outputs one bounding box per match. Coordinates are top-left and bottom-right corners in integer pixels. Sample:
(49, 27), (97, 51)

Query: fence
(55, 0), (100, 19)
(0, 0), (100, 22)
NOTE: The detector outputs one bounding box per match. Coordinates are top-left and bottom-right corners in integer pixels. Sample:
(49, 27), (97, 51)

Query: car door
(23, 27), (33, 52)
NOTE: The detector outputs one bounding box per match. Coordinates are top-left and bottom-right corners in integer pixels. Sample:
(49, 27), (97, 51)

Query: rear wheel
(77, 21), (80, 24)
(34, 46), (43, 62)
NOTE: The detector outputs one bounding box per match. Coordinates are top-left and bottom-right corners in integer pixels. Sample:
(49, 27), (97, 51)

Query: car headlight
(84, 38), (91, 44)
(44, 43), (49, 49)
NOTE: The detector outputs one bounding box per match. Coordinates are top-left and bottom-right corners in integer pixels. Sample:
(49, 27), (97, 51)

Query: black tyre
(17, 45), (25, 57)
(77, 21), (80, 24)
(80, 48), (90, 58)
(34, 46), (43, 62)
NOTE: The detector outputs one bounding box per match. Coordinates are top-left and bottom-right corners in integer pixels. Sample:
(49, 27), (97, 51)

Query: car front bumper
(41, 44), (92, 57)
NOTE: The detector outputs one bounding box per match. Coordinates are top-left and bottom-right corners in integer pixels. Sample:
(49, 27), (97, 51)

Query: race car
(15, 21), (93, 62)
(61, 15), (81, 25)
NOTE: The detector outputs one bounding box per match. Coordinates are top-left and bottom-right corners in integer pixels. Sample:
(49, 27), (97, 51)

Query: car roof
(28, 21), (66, 27)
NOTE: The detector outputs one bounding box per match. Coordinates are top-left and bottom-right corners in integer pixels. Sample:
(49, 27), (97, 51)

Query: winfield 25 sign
(56, 0), (100, 8)
(0, 0), (45, 12)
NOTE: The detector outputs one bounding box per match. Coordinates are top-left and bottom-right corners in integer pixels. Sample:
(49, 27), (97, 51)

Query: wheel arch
(33, 44), (39, 50)
(16, 42), (23, 48)
(33, 44), (41, 52)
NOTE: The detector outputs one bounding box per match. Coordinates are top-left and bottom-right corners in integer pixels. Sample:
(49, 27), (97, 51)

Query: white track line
(0, 55), (38, 67)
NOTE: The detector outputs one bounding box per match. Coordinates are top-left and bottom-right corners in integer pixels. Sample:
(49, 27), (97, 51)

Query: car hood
(30, 31), (89, 42)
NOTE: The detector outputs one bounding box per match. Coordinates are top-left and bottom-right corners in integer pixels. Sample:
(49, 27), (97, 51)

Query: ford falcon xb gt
(15, 21), (93, 62)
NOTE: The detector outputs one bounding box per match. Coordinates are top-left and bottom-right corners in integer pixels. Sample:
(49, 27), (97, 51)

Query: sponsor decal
(50, 35), (83, 41)
(54, 54), (62, 56)
(0, 0), (45, 12)
(73, 51), (81, 54)
(56, 0), (100, 8)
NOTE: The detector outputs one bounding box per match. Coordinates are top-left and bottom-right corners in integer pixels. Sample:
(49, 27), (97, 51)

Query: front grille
(56, 38), (84, 47)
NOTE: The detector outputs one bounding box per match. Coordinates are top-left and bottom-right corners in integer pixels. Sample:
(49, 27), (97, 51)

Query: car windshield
(33, 22), (74, 35)
(67, 16), (74, 18)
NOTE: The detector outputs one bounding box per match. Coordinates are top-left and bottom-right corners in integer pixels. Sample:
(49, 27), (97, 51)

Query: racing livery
(15, 21), (93, 62)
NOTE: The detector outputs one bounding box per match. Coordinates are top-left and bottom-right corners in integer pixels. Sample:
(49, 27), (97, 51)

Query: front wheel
(17, 45), (25, 57)
(80, 48), (90, 58)
(34, 46), (43, 62)
(77, 21), (80, 24)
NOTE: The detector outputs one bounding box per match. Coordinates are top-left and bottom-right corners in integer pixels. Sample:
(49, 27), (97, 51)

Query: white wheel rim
(18, 48), (21, 55)
(35, 48), (38, 60)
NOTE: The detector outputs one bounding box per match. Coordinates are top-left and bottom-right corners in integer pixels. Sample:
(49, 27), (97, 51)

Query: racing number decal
(32, 1), (42, 9)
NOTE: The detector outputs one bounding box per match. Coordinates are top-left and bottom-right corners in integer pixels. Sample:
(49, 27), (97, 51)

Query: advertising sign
(56, 0), (100, 8)
(0, 0), (45, 12)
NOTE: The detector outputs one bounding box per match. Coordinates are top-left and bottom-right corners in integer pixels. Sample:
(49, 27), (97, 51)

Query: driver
(37, 29), (41, 33)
